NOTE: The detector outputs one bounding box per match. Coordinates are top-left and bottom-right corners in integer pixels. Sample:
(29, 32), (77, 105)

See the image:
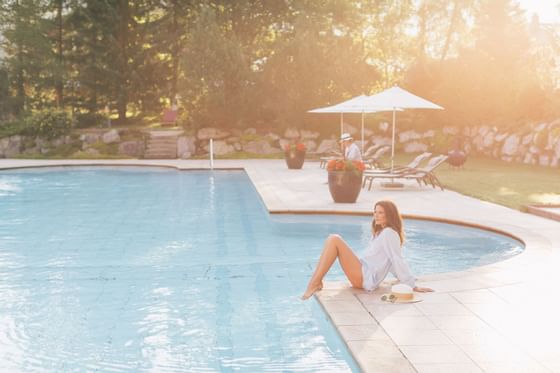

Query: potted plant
(284, 142), (306, 169)
(327, 159), (365, 203)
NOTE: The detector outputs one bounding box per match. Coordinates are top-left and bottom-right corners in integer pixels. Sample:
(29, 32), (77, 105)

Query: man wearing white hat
(340, 133), (362, 161)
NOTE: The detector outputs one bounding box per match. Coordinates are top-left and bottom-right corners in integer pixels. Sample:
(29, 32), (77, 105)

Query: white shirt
(344, 142), (362, 161)
(358, 227), (416, 291)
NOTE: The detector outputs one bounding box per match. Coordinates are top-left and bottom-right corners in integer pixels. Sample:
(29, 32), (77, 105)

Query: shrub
(22, 109), (71, 140)
(75, 112), (108, 129)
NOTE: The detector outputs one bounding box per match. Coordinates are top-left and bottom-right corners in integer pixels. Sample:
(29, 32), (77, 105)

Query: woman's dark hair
(372, 200), (405, 244)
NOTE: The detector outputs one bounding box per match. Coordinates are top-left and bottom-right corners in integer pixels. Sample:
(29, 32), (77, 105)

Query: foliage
(22, 109), (71, 140)
(1, 0), (560, 134)
(75, 112), (108, 129)
(326, 159), (366, 174)
(284, 143), (306, 153)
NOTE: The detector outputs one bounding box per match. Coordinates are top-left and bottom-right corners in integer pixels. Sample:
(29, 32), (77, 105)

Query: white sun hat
(340, 133), (353, 141)
(381, 284), (422, 304)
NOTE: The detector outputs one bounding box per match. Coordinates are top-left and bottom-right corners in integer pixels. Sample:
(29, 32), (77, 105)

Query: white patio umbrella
(361, 86), (444, 171)
(308, 95), (398, 153)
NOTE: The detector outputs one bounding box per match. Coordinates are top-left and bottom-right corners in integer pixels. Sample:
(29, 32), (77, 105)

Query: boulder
(539, 154), (551, 167)
(300, 130), (320, 140)
(102, 129), (120, 144)
(242, 140), (280, 154)
(443, 127), (458, 135)
(316, 139), (338, 154)
(379, 121), (389, 132)
(80, 132), (102, 144)
(501, 134), (520, 156)
(483, 131), (495, 148)
(423, 130), (435, 138)
(303, 140), (317, 152)
(399, 130), (421, 143)
(118, 140), (144, 157)
(197, 127), (230, 140)
(211, 140), (235, 156)
(177, 136), (196, 159)
(284, 128), (300, 139)
(404, 141), (428, 153)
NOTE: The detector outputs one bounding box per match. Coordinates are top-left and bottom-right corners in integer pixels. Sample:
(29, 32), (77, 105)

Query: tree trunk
(440, 0), (460, 63)
(55, 0), (64, 108)
(117, 0), (129, 122)
(171, 0), (179, 104)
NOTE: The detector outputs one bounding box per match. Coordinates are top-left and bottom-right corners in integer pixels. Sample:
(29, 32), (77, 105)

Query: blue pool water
(0, 168), (523, 372)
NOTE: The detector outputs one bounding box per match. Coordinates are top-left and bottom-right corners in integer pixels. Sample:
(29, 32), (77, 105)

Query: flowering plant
(327, 159), (366, 174)
(284, 142), (306, 153)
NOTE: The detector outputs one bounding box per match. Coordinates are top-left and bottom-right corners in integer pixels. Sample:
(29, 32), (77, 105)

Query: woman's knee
(326, 234), (343, 244)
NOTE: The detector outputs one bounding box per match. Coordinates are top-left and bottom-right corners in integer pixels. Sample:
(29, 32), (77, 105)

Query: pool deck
(2, 158), (560, 373)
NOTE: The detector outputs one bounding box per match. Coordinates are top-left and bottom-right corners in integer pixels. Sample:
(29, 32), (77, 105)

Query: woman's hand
(413, 286), (434, 293)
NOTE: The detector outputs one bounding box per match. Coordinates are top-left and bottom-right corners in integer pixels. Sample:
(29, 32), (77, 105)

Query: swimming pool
(0, 167), (523, 372)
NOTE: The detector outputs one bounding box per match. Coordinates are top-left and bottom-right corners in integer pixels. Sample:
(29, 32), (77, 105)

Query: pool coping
(1, 158), (560, 372)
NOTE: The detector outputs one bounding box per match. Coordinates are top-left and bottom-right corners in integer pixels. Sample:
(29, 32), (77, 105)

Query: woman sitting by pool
(302, 200), (433, 300)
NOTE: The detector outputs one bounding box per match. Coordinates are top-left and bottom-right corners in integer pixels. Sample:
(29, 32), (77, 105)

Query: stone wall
(1, 121), (559, 167)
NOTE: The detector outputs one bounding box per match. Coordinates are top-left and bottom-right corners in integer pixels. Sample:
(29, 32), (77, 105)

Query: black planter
(447, 150), (467, 168)
(328, 171), (362, 203)
(285, 151), (305, 169)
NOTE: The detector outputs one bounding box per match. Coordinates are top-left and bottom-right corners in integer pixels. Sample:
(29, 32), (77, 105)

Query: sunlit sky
(518, 0), (560, 24)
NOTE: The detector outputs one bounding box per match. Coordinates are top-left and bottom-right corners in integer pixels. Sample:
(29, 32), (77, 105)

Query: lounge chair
(364, 146), (390, 169)
(362, 152), (432, 188)
(363, 154), (448, 191)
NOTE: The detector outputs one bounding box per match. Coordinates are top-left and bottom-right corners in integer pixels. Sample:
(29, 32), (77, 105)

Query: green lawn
(385, 153), (560, 211)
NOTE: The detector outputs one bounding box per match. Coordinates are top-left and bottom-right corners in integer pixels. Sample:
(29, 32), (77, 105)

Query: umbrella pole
(361, 112), (364, 154)
(391, 109), (396, 172)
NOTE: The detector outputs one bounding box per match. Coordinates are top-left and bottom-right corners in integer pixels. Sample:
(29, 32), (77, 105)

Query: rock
(399, 130), (421, 143)
(211, 140), (235, 156)
(539, 155), (550, 167)
(300, 130), (320, 140)
(233, 142), (242, 152)
(522, 133), (532, 145)
(479, 126), (490, 136)
(423, 130), (435, 138)
(118, 140), (144, 157)
(177, 136), (196, 159)
(316, 139), (339, 154)
(483, 131), (495, 148)
(197, 127), (230, 140)
(303, 140), (317, 152)
(443, 127), (458, 135)
(284, 128), (300, 139)
(102, 129), (120, 144)
(242, 140), (280, 154)
(2, 136), (22, 157)
(494, 133), (508, 142)
(404, 141), (428, 153)
(535, 122), (547, 131)
(501, 134), (519, 156)
(80, 133), (102, 144)
(523, 153), (534, 164)
(244, 128), (257, 135)
(379, 122), (389, 132)
(266, 132), (281, 141)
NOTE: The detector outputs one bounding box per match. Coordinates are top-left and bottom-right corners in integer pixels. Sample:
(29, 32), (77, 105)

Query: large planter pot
(285, 151), (305, 169)
(328, 171), (362, 203)
(447, 150), (467, 168)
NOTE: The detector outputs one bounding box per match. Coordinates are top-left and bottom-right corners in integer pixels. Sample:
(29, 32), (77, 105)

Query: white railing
(209, 138), (214, 170)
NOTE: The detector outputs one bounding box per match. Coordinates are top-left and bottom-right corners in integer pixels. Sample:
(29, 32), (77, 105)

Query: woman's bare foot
(301, 281), (323, 300)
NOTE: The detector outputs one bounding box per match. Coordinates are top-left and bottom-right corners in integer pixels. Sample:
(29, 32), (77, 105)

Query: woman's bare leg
(301, 234), (363, 300)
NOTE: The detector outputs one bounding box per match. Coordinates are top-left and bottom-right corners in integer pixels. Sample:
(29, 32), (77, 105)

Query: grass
(384, 153), (560, 211)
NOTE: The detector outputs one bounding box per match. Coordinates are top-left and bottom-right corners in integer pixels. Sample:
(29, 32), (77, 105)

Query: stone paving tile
(414, 363), (484, 373)
(399, 344), (473, 364)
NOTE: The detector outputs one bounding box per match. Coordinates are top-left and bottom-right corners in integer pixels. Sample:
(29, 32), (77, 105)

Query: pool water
(0, 168), (523, 372)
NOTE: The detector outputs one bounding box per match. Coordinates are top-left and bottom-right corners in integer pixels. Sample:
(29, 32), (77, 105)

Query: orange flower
(327, 159), (365, 174)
